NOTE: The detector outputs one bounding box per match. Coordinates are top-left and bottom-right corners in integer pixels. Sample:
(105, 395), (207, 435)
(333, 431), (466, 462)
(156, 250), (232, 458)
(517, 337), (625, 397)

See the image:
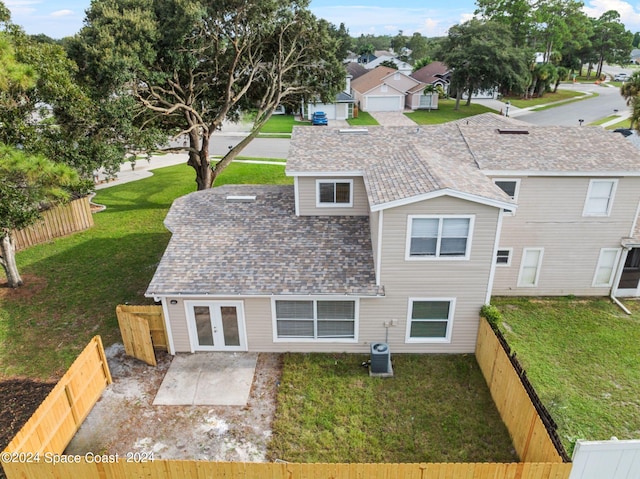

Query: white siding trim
(482, 170), (640, 177)
(592, 248), (622, 287)
(161, 299), (176, 355)
(517, 248), (544, 287)
(582, 179), (618, 217)
(405, 214), (475, 261)
(405, 297), (456, 344)
(270, 297), (360, 343)
(629, 199), (640, 237)
(486, 211), (504, 304)
(376, 209), (384, 286)
(370, 188), (515, 212)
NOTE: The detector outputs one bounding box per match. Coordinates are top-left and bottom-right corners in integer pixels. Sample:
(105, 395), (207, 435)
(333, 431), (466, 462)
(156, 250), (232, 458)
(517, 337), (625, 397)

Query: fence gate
(116, 305), (161, 366)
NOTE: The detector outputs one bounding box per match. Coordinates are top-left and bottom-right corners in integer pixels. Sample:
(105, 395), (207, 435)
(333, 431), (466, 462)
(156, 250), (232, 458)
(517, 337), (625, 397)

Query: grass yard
(347, 111), (379, 126)
(0, 161), (290, 379)
(259, 114), (304, 136)
(605, 118), (632, 129)
(405, 99), (497, 125)
(505, 89), (587, 109)
(269, 353), (518, 463)
(492, 297), (640, 454)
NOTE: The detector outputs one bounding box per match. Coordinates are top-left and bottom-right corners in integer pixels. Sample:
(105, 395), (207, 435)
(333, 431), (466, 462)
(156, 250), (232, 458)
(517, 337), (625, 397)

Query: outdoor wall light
(170, 299), (178, 305)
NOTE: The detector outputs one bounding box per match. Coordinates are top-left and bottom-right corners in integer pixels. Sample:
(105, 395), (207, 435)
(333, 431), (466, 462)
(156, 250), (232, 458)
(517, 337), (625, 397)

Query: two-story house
(145, 114), (640, 355)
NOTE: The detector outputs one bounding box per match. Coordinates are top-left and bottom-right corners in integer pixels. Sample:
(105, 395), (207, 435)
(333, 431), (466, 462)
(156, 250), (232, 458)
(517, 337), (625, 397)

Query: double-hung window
(493, 178), (519, 215)
(583, 179), (617, 216)
(316, 180), (353, 207)
(406, 298), (455, 342)
(407, 215), (473, 260)
(274, 300), (356, 340)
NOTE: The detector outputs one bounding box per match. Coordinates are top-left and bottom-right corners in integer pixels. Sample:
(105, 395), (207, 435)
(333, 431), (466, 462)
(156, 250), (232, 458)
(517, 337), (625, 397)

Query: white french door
(186, 301), (247, 351)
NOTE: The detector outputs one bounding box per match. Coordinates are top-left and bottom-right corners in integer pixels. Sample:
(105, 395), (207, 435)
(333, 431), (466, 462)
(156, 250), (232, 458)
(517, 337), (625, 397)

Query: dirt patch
(66, 344), (282, 462)
(0, 378), (56, 479)
(0, 275), (47, 301)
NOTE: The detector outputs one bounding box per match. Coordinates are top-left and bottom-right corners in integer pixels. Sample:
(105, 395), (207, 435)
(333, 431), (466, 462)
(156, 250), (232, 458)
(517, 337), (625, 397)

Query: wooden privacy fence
(2, 336), (112, 455)
(2, 459), (572, 479)
(476, 317), (570, 463)
(12, 197), (94, 251)
(116, 305), (168, 366)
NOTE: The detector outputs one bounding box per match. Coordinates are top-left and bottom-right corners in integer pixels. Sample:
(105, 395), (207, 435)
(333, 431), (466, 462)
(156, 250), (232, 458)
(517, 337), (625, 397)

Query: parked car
(311, 111), (328, 126)
(613, 73), (631, 81)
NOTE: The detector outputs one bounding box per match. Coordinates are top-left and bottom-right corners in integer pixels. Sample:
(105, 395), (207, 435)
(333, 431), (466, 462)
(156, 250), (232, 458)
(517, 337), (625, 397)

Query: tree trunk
(0, 233), (24, 288)
(454, 88), (461, 111)
(186, 132), (213, 191)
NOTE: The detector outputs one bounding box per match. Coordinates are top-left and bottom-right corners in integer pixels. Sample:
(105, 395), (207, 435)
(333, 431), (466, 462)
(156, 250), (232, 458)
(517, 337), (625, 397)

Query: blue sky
(6, 0), (640, 39)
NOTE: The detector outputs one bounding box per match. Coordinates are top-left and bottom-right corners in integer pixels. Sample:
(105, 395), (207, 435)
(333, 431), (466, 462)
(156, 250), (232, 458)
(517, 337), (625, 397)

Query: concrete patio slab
(153, 352), (258, 406)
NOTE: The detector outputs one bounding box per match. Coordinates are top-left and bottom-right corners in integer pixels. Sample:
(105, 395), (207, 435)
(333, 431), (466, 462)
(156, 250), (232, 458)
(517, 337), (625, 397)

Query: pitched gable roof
(411, 61), (451, 84)
(346, 62), (367, 80)
(146, 185), (381, 297)
(351, 66), (399, 95)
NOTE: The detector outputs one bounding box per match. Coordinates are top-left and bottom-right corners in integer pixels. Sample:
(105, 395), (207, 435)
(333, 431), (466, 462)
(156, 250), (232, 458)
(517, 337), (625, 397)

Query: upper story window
(406, 215), (474, 260)
(583, 179), (617, 216)
(316, 179), (353, 208)
(493, 178), (519, 215)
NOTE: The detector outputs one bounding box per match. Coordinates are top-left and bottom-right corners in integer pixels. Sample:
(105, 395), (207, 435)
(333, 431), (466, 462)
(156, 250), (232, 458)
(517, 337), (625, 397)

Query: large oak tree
(74, 0), (345, 190)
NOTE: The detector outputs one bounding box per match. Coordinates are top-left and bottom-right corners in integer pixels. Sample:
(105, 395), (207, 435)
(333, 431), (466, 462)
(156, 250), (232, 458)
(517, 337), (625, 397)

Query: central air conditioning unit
(370, 342), (392, 376)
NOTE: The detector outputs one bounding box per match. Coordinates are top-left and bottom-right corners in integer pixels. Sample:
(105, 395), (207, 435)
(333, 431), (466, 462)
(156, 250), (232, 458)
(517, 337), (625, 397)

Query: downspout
(610, 293), (631, 315)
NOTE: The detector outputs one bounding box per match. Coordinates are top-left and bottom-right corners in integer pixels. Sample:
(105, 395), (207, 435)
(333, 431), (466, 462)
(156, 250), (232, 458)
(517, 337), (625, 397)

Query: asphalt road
(513, 82), (629, 127)
(209, 135), (290, 159)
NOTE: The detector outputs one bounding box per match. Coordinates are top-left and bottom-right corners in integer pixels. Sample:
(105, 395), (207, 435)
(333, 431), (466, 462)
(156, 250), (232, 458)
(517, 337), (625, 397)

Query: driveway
(369, 110), (417, 126)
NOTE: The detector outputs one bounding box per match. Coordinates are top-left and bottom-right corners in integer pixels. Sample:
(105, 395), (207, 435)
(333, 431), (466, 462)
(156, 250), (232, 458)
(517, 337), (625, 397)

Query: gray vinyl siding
(370, 196), (500, 353)
(296, 176), (369, 215)
(493, 176), (640, 296)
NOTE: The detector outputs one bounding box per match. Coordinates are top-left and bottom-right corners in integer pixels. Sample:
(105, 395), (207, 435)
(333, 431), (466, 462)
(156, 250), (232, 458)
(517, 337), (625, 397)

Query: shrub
(480, 304), (502, 327)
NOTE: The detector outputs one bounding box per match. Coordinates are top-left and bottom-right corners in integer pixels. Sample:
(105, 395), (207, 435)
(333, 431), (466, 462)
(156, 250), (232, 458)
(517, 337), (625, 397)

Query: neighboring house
(411, 61), (452, 94)
(346, 62), (367, 81)
(303, 74), (355, 121)
(630, 49), (640, 64)
(351, 66), (434, 112)
(146, 114), (640, 356)
(364, 55), (413, 75)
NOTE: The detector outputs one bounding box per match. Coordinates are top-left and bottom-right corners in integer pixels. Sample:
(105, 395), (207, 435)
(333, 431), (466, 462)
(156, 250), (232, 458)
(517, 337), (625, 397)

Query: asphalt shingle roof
(146, 185), (381, 297)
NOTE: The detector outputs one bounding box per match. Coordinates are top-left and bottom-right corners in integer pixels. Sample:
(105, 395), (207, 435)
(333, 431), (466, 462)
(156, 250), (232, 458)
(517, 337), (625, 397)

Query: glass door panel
(193, 306), (214, 346)
(220, 306), (240, 346)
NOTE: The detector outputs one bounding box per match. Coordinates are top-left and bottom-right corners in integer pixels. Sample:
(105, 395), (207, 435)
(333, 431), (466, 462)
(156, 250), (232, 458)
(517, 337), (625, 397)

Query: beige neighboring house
(146, 114), (640, 356)
(351, 66), (435, 112)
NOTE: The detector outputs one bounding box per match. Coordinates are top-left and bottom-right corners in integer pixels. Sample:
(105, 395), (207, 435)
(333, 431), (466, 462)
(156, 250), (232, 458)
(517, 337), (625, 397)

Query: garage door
(309, 103), (337, 120)
(365, 96), (403, 112)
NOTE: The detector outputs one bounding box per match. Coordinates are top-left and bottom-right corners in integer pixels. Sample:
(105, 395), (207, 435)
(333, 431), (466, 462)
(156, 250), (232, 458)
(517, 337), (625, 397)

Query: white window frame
(381, 84), (388, 92)
(592, 248), (621, 287)
(517, 248), (544, 287)
(496, 248), (513, 267)
(493, 178), (520, 216)
(405, 297), (455, 343)
(405, 215), (475, 261)
(271, 297), (359, 343)
(583, 179), (618, 217)
(315, 179), (353, 208)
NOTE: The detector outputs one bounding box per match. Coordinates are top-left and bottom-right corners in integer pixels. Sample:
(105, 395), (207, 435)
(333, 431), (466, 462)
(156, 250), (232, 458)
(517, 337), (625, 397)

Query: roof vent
(498, 128), (529, 135)
(339, 128), (368, 135)
(226, 195), (256, 203)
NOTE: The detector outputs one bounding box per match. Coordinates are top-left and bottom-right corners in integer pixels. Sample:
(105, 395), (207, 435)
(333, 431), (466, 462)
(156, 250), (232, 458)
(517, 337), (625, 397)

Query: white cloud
(51, 9), (74, 18)
(5, 0), (39, 15)
(583, 0), (640, 31)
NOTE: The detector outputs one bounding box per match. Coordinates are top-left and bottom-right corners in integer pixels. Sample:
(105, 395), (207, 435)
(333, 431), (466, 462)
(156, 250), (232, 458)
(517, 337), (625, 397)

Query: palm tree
(423, 84), (436, 112)
(620, 72), (640, 129)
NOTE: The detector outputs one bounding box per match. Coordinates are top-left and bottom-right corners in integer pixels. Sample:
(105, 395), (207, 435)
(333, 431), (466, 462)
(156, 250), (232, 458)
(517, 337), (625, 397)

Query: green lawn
(0, 162), (290, 379)
(605, 118), (632, 130)
(347, 111), (379, 126)
(492, 297), (640, 454)
(505, 89), (587, 109)
(269, 353), (517, 463)
(405, 99), (497, 125)
(259, 114), (304, 136)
